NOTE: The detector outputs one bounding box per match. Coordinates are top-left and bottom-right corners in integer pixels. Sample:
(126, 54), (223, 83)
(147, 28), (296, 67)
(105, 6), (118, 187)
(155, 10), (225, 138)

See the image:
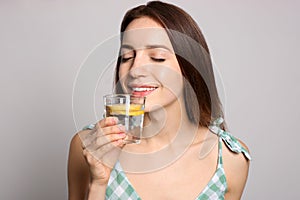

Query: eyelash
(151, 58), (165, 62)
(121, 56), (166, 63)
(121, 57), (133, 63)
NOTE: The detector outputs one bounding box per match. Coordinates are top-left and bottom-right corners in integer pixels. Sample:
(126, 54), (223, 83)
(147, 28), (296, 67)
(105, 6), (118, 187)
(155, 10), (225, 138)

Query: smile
(132, 87), (157, 92)
(131, 86), (158, 97)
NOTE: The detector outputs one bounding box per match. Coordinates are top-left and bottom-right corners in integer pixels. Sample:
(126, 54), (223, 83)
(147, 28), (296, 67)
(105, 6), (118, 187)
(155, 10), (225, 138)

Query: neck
(141, 95), (198, 150)
(119, 95), (210, 173)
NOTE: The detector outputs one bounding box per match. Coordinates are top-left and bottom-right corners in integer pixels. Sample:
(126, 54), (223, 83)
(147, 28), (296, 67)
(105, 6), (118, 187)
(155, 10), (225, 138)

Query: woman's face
(118, 17), (184, 112)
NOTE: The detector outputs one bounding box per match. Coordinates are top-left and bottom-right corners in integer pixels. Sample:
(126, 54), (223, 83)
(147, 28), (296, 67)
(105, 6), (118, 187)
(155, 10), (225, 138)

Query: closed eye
(121, 56), (133, 63)
(151, 58), (165, 62)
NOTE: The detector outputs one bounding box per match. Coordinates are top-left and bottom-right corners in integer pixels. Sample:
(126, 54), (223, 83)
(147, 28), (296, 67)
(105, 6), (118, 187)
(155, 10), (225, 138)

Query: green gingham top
(83, 117), (251, 199)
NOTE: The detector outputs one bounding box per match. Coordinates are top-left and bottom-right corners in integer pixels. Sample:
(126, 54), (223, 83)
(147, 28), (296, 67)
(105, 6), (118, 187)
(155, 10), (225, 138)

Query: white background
(0, 0), (299, 199)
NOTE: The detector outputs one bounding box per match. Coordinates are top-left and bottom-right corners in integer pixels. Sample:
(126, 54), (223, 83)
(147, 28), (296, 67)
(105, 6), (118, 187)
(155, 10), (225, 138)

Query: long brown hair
(114, 1), (226, 130)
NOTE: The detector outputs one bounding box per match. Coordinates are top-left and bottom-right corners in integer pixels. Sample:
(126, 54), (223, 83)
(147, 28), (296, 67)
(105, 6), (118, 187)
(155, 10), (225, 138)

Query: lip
(129, 84), (159, 97)
(129, 83), (159, 88)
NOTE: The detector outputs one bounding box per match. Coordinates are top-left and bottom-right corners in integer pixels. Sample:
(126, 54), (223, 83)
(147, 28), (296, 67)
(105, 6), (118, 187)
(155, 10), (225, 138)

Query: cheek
(118, 66), (128, 79)
(165, 60), (183, 95)
(170, 59), (182, 74)
(117, 67), (130, 92)
(145, 67), (183, 112)
(152, 65), (184, 97)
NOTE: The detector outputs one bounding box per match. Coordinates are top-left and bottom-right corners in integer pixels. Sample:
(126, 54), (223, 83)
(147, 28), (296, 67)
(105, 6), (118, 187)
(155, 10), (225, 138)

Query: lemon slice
(106, 104), (144, 116)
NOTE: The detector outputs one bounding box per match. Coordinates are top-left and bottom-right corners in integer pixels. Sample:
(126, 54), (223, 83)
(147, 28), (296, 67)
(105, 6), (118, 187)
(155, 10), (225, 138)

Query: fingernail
(119, 133), (126, 137)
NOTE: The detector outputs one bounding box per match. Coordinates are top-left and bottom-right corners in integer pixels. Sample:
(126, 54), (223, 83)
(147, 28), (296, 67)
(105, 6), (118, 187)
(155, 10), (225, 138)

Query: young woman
(68, 1), (251, 200)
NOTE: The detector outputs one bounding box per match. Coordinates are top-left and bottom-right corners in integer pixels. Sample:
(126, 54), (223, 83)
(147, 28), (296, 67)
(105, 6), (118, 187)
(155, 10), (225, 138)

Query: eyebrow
(120, 44), (134, 50)
(120, 44), (172, 52)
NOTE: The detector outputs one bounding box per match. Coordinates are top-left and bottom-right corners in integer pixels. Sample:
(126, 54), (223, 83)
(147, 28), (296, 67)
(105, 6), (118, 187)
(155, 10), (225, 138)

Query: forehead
(122, 17), (173, 51)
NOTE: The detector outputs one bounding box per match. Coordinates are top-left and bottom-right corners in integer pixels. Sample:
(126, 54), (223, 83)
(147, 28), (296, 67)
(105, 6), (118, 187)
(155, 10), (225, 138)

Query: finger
(83, 139), (124, 166)
(83, 140), (125, 169)
(95, 124), (126, 147)
(78, 129), (97, 149)
(95, 133), (126, 147)
(84, 130), (126, 151)
(101, 132), (127, 146)
(81, 123), (125, 151)
(94, 124), (125, 138)
(92, 139), (125, 159)
(101, 140), (126, 168)
(101, 124), (126, 136)
(96, 117), (118, 129)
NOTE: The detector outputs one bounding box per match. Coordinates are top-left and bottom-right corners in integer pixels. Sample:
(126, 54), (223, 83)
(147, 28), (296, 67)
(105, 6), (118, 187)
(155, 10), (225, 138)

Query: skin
(68, 17), (250, 200)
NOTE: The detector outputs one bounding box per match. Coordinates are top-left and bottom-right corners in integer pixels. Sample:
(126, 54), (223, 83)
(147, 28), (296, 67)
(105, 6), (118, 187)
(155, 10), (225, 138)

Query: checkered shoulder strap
(209, 117), (252, 160)
(82, 123), (95, 130)
(105, 162), (141, 200)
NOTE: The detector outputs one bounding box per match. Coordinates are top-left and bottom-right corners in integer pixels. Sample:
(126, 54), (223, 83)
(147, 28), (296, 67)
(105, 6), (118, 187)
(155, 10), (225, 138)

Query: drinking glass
(104, 94), (146, 144)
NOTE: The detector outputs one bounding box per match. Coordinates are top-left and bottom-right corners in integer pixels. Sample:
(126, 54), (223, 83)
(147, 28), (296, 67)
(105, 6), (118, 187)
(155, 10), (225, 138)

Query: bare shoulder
(68, 130), (91, 173)
(69, 129), (92, 160)
(238, 139), (250, 154)
(68, 130), (91, 200)
(70, 130), (90, 148)
(222, 138), (250, 199)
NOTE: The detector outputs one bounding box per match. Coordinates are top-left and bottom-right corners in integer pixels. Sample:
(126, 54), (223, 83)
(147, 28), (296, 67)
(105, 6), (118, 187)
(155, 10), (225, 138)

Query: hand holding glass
(104, 94), (146, 144)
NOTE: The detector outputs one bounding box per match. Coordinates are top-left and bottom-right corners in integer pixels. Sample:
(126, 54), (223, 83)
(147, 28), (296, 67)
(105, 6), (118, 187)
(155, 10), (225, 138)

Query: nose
(128, 50), (147, 78)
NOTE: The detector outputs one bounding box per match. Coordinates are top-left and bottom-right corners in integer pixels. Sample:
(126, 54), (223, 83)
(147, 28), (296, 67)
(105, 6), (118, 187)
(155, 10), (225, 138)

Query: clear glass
(104, 94), (146, 144)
